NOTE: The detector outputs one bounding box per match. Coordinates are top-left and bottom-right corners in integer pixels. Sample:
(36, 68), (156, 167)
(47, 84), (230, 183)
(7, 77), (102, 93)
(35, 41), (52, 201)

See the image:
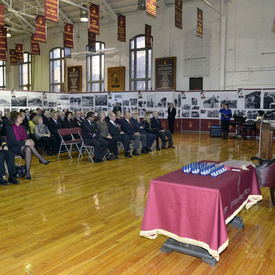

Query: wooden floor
(0, 133), (274, 274)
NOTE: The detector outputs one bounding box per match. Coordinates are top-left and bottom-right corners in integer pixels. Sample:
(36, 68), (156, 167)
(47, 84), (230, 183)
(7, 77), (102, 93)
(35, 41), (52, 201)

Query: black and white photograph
(28, 93), (43, 107)
(11, 92), (27, 107)
(138, 100), (146, 107)
(115, 94), (122, 100)
(46, 93), (57, 108)
(182, 111), (190, 117)
(246, 110), (259, 120)
(138, 108), (146, 117)
(200, 110), (206, 114)
(207, 110), (220, 118)
(192, 106), (200, 110)
(245, 91), (261, 109)
(155, 96), (167, 108)
(123, 100), (129, 106)
(238, 88), (244, 98)
(157, 109), (165, 118)
(82, 107), (93, 112)
(123, 107), (131, 114)
(182, 91), (187, 99)
(191, 98), (198, 105)
(263, 91), (275, 109)
(70, 95), (82, 107)
(147, 95), (154, 108)
(182, 104), (191, 110)
(131, 107), (137, 112)
(203, 94), (220, 109)
(191, 111), (200, 118)
(177, 93), (181, 108)
(233, 110), (246, 117)
(95, 94), (107, 106)
(0, 91), (10, 107)
(94, 107), (102, 114)
(130, 98), (137, 106)
(82, 96), (94, 107)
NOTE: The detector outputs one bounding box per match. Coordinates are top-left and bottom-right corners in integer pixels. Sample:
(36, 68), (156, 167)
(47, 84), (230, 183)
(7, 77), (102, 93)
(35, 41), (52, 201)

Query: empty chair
(243, 120), (256, 139)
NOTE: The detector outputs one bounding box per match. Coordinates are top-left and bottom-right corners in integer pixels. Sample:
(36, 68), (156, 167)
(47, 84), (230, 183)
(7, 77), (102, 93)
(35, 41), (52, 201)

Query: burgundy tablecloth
(140, 164), (262, 261)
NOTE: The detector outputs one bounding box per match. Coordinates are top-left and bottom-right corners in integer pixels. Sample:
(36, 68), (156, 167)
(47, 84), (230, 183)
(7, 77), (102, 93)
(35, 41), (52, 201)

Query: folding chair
(58, 127), (82, 159)
(77, 130), (94, 163)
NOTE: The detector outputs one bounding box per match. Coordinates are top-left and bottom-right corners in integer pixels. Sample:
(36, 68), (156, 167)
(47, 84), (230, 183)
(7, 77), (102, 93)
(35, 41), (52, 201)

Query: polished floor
(0, 133), (274, 274)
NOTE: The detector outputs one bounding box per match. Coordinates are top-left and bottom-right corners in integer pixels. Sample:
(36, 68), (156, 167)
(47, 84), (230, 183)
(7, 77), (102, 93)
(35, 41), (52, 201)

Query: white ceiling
(1, 0), (200, 36)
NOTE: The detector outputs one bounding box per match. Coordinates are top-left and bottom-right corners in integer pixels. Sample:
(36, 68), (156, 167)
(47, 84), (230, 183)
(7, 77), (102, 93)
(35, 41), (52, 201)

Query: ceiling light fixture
(80, 6), (89, 22)
(138, 0), (146, 10)
(6, 29), (11, 38)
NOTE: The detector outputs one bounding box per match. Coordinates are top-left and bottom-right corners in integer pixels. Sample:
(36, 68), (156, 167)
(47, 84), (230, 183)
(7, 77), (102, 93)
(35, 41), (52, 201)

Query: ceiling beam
(100, 0), (117, 21)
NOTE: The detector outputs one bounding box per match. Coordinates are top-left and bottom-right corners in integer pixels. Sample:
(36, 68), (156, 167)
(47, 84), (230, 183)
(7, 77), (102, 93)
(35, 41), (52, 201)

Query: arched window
(129, 35), (152, 90)
(49, 47), (64, 92)
(19, 52), (31, 90)
(0, 60), (6, 89)
(86, 42), (105, 92)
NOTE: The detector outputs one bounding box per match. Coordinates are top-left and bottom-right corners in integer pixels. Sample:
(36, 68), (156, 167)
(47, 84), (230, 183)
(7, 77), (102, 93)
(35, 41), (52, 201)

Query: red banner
(0, 50), (6, 61)
(64, 23), (74, 48)
(117, 14), (126, 42)
(0, 5), (4, 33)
(146, 0), (156, 17)
(31, 34), (40, 55)
(88, 31), (96, 52)
(175, 0), (182, 29)
(35, 15), (47, 42)
(89, 4), (99, 34)
(197, 8), (203, 38)
(15, 44), (23, 62)
(145, 24), (151, 49)
(10, 49), (17, 66)
(45, 0), (59, 23)
(0, 28), (7, 51)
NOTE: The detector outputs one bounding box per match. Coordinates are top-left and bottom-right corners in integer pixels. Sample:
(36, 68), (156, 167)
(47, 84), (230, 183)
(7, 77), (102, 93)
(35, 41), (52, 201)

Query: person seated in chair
(72, 111), (83, 127)
(130, 110), (156, 152)
(48, 111), (62, 148)
(0, 135), (19, 185)
(108, 112), (132, 158)
(81, 112), (108, 163)
(151, 111), (174, 149)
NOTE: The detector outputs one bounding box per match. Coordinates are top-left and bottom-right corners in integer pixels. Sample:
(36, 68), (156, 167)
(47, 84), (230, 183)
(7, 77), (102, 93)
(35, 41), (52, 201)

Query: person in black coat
(72, 111), (83, 127)
(81, 112), (108, 163)
(1, 110), (11, 136)
(168, 103), (176, 134)
(46, 111), (62, 148)
(108, 112), (132, 158)
(112, 102), (122, 115)
(0, 135), (19, 185)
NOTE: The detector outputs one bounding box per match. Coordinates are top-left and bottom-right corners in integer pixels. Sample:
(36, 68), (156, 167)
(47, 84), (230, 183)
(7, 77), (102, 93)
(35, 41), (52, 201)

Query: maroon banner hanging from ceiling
(117, 14), (126, 42)
(10, 49), (17, 66)
(146, 0), (156, 17)
(175, 0), (182, 29)
(0, 50), (6, 61)
(197, 8), (203, 38)
(45, 0), (59, 23)
(0, 5), (4, 33)
(0, 28), (7, 51)
(88, 31), (96, 52)
(35, 15), (47, 42)
(145, 24), (151, 49)
(15, 44), (23, 62)
(31, 34), (40, 55)
(64, 23), (74, 48)
(89, 4), (99, 34)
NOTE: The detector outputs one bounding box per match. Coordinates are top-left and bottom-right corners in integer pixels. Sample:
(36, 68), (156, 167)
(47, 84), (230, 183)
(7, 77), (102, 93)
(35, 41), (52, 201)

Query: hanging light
(6, 29), (11, 38)
(80, 6), (89, 22)
(138, 0), (146, 10)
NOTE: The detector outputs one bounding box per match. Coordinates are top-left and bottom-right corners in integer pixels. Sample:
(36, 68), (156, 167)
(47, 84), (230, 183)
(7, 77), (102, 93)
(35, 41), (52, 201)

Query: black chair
(242, 120), (256, 139)
(251, 156), (275, 206)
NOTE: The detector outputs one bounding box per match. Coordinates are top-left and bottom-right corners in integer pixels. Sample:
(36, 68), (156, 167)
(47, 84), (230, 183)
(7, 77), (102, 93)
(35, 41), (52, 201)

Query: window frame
(49, 47), (64, 92)
(19, 52), (31, 90)
(0, 60), (6, 89)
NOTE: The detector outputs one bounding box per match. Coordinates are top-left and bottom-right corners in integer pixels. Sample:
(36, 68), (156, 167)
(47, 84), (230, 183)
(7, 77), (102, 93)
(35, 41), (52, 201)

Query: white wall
(5, 0), (275, 91)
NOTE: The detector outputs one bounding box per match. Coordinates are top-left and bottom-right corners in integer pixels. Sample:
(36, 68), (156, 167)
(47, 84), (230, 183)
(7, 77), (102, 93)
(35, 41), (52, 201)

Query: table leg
(229, 216), (244, 230)
(161, 238), (217, 267)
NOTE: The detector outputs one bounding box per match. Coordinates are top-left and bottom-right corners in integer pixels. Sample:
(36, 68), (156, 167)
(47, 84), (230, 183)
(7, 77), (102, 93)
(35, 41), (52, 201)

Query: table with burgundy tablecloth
(140, 163), (262, 261)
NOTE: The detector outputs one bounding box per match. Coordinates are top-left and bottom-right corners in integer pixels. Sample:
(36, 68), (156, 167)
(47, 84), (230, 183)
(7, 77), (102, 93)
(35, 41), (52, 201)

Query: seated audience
(34, 116), (58, 156)
(151, 111), (174, 149)
(0, 135), (19, 185)
(62, 111), (74, 129)
(130, 110), (156, 152)
(115, 111), (123, 126)
(81, 112), (108, 163)
(108, 112), (132, 158)
(143, 112), (166, 150)
(48, 111), (62, 148)
(72, 111), (83, 127)
(1, 109), (11, 136)
(7, 112), (51, 180)
(58, 111), (65, 125)
(121, 112), (144, 156)
(21, 112), (29, 131)
(29, 113), (37, 140)
(96, 112), (118, 160)
(43, 111), (52, 126)
(112, 102), (122, 114)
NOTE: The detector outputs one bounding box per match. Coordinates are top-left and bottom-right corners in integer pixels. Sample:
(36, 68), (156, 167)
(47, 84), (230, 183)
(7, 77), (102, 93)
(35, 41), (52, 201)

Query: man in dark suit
(48, 111), (62, 149)
(121, 112), (142, 156)
(81, 112), (108, 163)
(108, 112), (132, 158)
(0, 135), (19, 185)
(112, 102), (122, 115)
(152, 111), (174, 149)
(72, 111), (83, 127)
(1, 110), (11, 136)
(130, 111), (156, 152)
(168, 103), (176, 134)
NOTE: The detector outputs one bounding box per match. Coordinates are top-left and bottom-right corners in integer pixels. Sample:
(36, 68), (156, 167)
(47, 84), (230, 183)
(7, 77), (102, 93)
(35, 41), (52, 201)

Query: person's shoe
(141, 148), (149, 154)
(146, 148), (152, 152)
(8, 177), (19, 185)
(156, 146), (160, 151)
(107, 155), (115, 160)
(168, 145), (175, 149)
(162, 145), (168, 149)
(0, 177), (9, 185)
(39, 160), (51, 165)
(25, 172), (32, 180)
(114, 155), (119, 159)
(132, 149), (141, 156)
(125, 153), (132, 158)
(94, 158), (103, 163)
